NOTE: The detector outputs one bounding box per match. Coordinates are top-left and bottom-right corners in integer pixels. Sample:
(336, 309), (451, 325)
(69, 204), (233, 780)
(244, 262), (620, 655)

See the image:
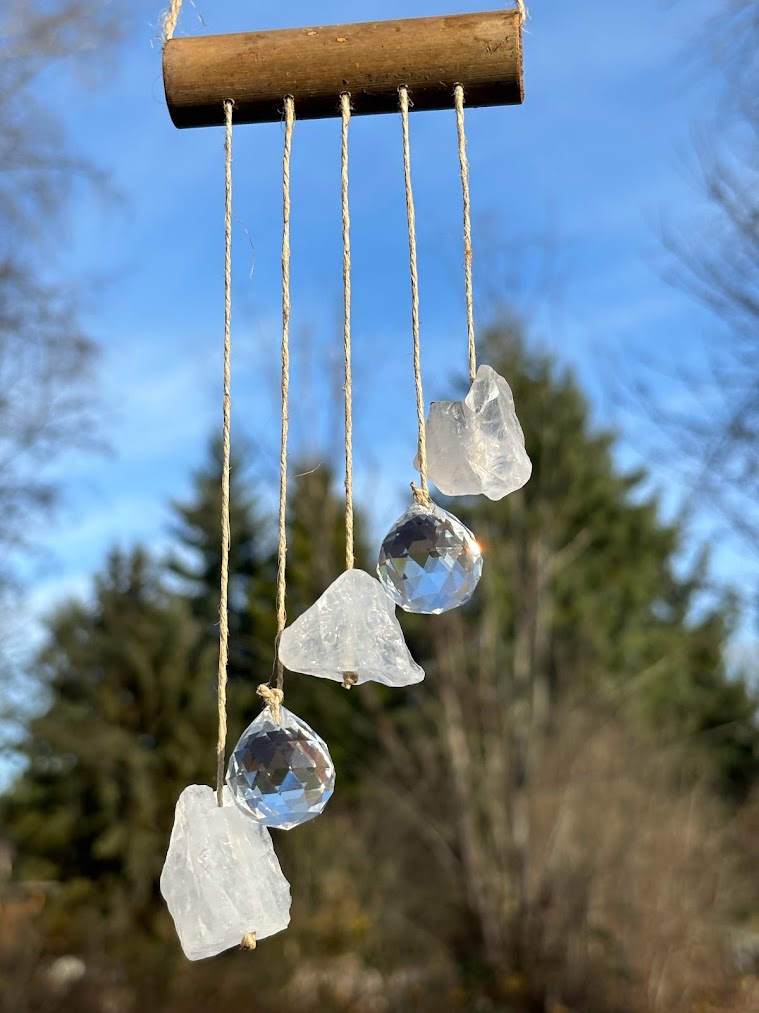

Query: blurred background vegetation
(1, 2), (758, 1011)
(3, 329), (759, 1013)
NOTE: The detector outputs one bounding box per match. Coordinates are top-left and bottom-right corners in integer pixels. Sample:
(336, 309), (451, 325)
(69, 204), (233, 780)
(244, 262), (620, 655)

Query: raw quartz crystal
(377, 500), (483, 614)
(160, 784), (291, 961)
(278, 568), (424, 687)
(227, 706), (335, 830)
(417, 364), (532, 500)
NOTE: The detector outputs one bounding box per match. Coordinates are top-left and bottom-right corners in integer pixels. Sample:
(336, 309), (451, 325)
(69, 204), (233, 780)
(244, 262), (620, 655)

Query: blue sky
(11, 0), (757, 672)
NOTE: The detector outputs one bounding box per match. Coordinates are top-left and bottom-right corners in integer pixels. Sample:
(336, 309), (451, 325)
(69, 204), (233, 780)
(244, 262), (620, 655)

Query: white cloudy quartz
(160, 784), (291, 961)
(418, 364), (532, 500)
(278, 568), (424, 687)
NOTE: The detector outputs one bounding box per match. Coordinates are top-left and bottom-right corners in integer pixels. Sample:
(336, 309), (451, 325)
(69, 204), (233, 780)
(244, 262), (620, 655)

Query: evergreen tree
(169, 445), (376, 786)
(286, 462), (368, 617)
(1, 548), (217, 939)
(460, 324), (759, 792)
(3, 328), (757, 1011)
(167, 436), (277, 683)
(375, 323), (759, 999)
(276, 462), (379, 790)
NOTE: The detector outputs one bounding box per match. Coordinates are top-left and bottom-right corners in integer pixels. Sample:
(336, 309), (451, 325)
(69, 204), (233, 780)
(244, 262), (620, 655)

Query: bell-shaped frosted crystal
(279, 569), (424, 687)
(417, 364), (532, 500)
(227, 706), (335, 830)
(160, 784), (291, 961)
(377, 500), (483, 614)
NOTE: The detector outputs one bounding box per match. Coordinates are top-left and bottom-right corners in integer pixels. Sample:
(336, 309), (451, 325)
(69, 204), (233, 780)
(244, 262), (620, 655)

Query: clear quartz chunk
(226, 706), (335, 830)
(160, 784), (291, 961)
(279, 569), (424, 688)
(416, 364), (532, 500)
(377, 500), (483, 614)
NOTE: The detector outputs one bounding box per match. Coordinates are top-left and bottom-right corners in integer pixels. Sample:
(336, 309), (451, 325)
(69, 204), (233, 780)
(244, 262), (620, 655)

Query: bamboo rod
(163, 10), (524, 128)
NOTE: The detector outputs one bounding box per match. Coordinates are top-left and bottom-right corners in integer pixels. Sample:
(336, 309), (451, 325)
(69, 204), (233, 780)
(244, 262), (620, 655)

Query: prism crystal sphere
(226, 706), (335, 830)
(377, 500), (483, 614)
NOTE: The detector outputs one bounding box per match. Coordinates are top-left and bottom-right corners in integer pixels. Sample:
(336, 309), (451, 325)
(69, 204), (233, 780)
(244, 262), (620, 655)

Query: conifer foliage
(2, 332), (758, 1012)
(3, 549), (217, 929)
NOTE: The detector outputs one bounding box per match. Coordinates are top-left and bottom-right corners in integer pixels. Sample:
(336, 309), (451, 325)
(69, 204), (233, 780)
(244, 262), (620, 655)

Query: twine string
(453, 85), (477, 387)
(215, 99), (234, 808)
(340, 93), (357, 691)
(274, 95), (295, 707)
(340, 93), (355, 571)
(161, 0), (184, 41)
(398, 86), (430, 507)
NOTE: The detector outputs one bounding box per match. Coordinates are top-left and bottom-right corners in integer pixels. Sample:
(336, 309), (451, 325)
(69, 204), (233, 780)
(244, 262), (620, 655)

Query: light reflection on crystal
(226, 706), (335, 830)
(376, 500), (483, 614)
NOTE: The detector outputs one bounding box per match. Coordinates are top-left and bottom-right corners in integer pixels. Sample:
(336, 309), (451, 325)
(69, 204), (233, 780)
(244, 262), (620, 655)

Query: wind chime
(158, 2), (532, 961)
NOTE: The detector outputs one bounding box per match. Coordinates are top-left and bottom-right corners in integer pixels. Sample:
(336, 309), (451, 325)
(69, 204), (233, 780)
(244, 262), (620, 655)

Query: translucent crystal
(160, 784), (291, 961)
(279, 569), (424, 688)
(417, 364), (532, 500)
(377, 500), (483, 614)
(227, 706), (335, 830)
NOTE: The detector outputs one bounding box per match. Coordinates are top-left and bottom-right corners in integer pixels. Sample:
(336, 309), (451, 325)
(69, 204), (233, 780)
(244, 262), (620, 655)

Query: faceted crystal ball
(377, 500), (483, 614)
(227, 706), (335, 831)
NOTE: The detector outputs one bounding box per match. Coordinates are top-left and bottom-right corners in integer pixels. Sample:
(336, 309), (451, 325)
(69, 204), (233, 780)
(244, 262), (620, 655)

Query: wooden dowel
(163, 10), (524, 128)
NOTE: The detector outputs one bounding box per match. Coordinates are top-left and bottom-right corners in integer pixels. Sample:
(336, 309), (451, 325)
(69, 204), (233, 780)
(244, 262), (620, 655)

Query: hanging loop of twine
(411, 481), (430, 506)
(215, 98), (234, 808)
(257, 684), (284, 725)
(399, 85), (430, 508)
(514, 1), (529, 25)
(453, 84), (477, 387)
(340, 92), (355, 571)
(273, 95), (295, 700)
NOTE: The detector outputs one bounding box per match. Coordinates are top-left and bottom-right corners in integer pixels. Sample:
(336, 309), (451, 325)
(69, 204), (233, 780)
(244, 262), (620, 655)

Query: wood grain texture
(163, 10), (524, 128)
